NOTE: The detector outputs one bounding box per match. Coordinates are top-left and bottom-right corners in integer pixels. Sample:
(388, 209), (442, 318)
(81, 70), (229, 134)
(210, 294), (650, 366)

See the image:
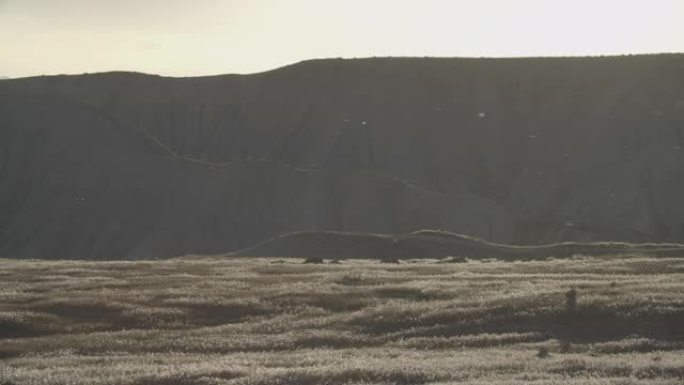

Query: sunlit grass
(1, 256), (683, 384)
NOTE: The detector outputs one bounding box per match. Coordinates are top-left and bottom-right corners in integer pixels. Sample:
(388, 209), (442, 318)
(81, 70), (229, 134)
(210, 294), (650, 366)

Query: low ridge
(231, 230), (684, 260)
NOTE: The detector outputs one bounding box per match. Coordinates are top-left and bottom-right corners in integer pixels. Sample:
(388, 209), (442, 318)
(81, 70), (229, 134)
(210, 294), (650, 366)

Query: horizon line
(4, 51), (683, 81)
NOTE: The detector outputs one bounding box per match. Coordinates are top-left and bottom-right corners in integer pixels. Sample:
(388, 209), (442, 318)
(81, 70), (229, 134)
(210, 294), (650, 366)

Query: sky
(1, 0), (683, 78)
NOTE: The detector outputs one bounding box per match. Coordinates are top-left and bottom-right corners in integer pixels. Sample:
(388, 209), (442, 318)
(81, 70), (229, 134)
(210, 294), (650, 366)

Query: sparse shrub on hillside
(537, 347), (550, 358)
(303, 256), (324, 264)
(559, 340), (572, 353)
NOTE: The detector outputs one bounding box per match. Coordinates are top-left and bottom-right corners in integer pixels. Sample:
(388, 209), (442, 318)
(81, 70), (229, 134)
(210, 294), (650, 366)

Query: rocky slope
(1, 55), (683, 258)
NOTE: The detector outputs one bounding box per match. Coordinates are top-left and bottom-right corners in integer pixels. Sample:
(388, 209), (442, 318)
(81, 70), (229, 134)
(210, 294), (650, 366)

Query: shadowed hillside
(232, 230), (684, 260)
(1, 54), (684, 258)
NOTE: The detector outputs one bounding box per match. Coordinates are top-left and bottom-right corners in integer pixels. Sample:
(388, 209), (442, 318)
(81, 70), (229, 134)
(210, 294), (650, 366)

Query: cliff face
(1, 55), (683, 258)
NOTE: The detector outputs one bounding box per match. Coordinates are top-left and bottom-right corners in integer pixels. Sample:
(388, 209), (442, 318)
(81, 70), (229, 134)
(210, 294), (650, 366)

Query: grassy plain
(1, 255), (683, 384)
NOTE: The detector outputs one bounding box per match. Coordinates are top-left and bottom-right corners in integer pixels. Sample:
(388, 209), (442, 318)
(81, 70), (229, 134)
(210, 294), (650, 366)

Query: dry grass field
(1, 255), (683, 384)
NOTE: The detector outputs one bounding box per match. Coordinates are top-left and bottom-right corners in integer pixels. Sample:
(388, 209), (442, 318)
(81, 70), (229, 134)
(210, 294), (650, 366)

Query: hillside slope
(1, 55), (684, 258)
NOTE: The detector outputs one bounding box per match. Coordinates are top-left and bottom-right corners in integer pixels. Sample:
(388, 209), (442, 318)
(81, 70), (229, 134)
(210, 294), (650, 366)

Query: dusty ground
(1, 255), (683, 384)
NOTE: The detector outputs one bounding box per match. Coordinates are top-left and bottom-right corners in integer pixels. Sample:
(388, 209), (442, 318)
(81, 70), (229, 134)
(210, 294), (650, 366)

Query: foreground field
(1, 256), (683, 384)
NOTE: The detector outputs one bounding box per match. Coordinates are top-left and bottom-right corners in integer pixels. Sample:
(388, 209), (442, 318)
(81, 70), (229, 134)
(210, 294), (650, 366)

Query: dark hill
(1, 55), (684, 258)
(231, 230), (684, 259)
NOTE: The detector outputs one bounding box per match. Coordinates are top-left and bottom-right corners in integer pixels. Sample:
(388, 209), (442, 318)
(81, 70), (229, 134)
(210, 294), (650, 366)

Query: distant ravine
(1, 54), (684, 258)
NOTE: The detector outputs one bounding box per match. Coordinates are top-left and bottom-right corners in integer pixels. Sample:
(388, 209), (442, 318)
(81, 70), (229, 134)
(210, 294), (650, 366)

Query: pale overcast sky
(1, 0), (683, 78)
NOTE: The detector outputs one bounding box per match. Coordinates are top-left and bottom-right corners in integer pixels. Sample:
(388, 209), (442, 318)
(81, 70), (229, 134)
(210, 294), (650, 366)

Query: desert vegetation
(1, 255), (683, 384)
